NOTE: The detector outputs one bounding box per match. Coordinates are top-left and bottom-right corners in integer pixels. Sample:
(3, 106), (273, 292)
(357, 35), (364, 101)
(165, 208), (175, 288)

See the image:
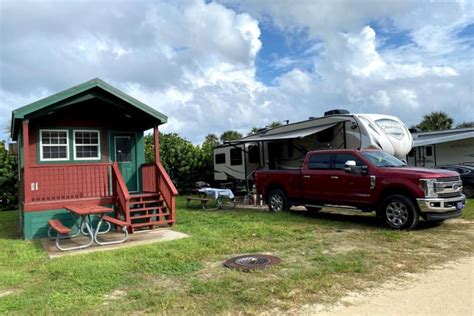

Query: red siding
(29, 163), (111, 202)
(28, 120), (109, 166)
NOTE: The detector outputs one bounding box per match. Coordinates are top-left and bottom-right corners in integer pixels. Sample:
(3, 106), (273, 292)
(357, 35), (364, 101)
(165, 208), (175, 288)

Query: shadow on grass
(290, 209), (448, 231)
(0, 210), (24, 240)
(294, 209), (381, 228)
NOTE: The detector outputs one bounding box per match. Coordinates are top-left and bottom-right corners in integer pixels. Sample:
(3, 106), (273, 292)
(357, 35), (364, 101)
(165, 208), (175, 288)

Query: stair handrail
(155, 161), (178, 213)
(112, 162), (131, 224)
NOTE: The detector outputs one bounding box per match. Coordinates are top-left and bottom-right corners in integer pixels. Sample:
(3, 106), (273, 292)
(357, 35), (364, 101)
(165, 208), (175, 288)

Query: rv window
(287, 140), (294, 158)
(248, 146), (259, 164)
(215, 153), (225, 164)
(308, 154), (331, 170)
(230, 148), (243, 166)
(316, 127), (334, 143)
(425, 146), (433, 157)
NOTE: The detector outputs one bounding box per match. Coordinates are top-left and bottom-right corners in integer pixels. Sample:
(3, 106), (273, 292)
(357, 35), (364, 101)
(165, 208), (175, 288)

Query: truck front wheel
(267, 189), (289, 212)
(380, 195), (419, 230)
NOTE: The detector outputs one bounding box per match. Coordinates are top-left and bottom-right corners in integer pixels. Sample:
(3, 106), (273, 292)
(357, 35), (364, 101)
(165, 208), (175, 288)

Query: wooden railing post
(153, 126), (160, 163)
(22, 120), (31, 204)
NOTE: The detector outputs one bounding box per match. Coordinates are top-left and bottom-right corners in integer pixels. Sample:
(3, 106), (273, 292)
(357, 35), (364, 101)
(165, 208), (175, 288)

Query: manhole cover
(224, 254), (280, 271)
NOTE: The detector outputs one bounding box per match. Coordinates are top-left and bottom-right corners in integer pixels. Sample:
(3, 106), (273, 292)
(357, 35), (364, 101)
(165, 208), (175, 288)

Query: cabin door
(110, 132), (138, 192)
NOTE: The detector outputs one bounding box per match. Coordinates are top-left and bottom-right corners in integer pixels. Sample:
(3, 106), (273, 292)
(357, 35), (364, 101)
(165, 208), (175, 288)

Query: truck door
(331, 153), (372, 205)
(302, 153), (333, 203)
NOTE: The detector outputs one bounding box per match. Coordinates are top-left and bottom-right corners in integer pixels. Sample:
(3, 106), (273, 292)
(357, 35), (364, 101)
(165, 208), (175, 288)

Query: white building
(406, 128), (474, 167)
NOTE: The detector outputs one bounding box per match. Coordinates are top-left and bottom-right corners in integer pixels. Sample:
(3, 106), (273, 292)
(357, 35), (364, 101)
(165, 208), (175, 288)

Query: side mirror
(344, 160), (357, 173)
(345, 160), (369, 175)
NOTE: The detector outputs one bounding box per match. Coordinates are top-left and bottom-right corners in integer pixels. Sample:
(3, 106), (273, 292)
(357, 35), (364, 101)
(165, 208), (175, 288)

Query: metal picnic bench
(47, 204), (130, 251)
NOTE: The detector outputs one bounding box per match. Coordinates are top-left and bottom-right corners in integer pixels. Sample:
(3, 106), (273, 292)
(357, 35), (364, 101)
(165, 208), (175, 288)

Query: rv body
(213, 111), (413, 189)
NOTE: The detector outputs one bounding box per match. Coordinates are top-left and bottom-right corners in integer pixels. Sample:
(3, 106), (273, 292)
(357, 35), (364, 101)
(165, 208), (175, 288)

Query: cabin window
(39, 129), (69, 161)
(74, 130), (101, 160)
(215, 153), (225, 164)
(248, 145), (260, 164)
(230, 148), (242, 166)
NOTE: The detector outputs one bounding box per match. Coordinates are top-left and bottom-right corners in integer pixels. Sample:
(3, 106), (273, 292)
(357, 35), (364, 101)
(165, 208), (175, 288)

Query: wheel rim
(270, 193), (283, 212)
(385, 201), (409, 227)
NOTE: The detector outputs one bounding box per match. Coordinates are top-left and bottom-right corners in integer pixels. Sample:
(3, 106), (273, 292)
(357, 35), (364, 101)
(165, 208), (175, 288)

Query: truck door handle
(303, 175), (311, 179)
(331, 176), (339, 179)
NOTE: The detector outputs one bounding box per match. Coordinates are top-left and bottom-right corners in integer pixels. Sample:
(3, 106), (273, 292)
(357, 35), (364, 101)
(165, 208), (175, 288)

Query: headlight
(419, 179), (437, 198)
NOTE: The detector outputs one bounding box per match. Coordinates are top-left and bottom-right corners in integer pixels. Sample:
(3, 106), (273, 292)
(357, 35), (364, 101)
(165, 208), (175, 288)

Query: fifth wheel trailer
(214, 110), (413, 191)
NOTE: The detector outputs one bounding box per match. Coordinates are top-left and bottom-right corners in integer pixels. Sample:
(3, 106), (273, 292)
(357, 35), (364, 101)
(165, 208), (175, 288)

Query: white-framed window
(73, 130), (101, 160)
(39, 129), (69, 161)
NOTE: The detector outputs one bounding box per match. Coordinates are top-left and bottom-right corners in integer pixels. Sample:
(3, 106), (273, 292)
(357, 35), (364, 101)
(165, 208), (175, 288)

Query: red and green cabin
(10, 78), (178, 239)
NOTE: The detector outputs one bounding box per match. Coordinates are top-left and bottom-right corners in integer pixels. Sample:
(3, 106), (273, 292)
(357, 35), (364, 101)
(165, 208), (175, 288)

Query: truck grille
(437, 176), (461, 182)
(438, 192), (462, 198)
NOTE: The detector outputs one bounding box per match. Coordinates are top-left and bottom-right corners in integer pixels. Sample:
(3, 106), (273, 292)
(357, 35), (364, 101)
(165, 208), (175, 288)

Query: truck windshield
(361, 151), (406, 167)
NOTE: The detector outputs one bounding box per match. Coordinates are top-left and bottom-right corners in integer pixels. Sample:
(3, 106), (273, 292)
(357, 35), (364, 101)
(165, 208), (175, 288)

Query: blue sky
(0, 0), (473, 143)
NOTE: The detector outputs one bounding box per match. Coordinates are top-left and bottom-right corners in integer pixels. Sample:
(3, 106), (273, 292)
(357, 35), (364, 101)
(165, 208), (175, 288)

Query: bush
(0, 141), (18, 210)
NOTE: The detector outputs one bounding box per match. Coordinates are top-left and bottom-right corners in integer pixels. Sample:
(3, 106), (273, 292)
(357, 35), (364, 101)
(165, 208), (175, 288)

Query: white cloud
(1, 0), (473, 144)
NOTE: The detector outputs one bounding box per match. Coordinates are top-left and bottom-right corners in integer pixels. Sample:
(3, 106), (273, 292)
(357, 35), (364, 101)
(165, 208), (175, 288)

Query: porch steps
(129, 199), (162, 205)
(132, 220), (174, 228)
(131, 213), (170, 220)
(126, 193), (171, 232)
(130, 206), (163, 212)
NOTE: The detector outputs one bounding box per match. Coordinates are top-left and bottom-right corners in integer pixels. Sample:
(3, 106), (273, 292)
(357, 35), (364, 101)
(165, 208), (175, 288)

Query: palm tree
(268, 121), (283, 128)
(417, 112), (453, 131)
(456, 121), (474, 129)
(220, 130), (243, 143)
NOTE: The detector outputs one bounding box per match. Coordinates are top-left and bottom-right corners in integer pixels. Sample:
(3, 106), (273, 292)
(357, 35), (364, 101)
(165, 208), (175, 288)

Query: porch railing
(141, 162), (178, 214)
(28, 163), (112, 203)
(112, 162), (131, 224)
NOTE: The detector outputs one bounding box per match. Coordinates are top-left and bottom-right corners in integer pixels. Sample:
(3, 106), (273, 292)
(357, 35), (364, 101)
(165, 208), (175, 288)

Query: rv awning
(413, 130), (474, 147)
(230, 122), (341, 143)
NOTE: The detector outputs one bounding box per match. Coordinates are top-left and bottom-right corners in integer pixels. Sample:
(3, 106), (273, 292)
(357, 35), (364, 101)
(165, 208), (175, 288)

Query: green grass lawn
(0, 198), (473, 314)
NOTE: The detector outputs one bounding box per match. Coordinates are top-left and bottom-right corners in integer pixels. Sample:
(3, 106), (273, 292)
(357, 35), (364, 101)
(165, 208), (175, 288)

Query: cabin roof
(11, 78), (167, 140)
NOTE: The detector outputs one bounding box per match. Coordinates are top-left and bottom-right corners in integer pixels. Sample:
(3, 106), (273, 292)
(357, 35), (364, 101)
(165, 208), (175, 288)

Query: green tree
(200, 134), (220, 184)
(417, 111), (453, 131)
(220, 130), (242, 143)
(268, 121), (283, 128)
(144, 133), (207, 191)
(248, 121), (283, 136)
(457, 121), (474, 128)
(248, 127), (260, 136)
(0, 141), (18, 210)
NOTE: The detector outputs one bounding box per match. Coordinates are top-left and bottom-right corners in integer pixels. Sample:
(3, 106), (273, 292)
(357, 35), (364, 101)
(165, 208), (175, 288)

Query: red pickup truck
(254, 149), (466, 229)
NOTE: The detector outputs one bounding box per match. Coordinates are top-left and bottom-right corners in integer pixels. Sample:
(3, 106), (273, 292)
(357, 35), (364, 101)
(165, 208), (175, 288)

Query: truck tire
(305, 206), (322, 212)
(267, 189), (289, 212)
(380, 195), (419, 230)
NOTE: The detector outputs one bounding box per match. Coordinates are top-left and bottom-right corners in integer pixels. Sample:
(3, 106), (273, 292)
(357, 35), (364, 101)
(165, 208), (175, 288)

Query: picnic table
(47, 204), (129, 251)
(186, 188), (236, 210)
(198, 188), (236, 209)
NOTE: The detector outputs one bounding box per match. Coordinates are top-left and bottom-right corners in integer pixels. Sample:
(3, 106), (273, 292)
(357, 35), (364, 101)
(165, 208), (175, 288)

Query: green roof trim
(11, 78), (168, 138)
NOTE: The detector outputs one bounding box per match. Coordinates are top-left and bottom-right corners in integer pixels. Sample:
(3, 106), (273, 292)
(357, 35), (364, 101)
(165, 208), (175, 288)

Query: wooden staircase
(127, 192), (174, 233)
(111, 161), (178, 234)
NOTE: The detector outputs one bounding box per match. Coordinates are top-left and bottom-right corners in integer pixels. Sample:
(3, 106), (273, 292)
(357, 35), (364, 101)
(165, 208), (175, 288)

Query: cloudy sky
(1, 0), (473, 143)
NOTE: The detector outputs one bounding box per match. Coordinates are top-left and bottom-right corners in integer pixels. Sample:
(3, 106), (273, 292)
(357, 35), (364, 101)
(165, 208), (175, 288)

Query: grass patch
(461, 198), (474, 220)
(0, 198), (473, 314)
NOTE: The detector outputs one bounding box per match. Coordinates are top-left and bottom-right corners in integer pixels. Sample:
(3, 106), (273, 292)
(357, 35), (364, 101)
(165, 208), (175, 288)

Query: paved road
(318, 257), (474, 316)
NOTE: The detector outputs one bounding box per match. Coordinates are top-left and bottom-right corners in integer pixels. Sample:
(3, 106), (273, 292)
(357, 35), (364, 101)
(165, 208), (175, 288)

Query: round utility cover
(224, 254), (280, 271)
